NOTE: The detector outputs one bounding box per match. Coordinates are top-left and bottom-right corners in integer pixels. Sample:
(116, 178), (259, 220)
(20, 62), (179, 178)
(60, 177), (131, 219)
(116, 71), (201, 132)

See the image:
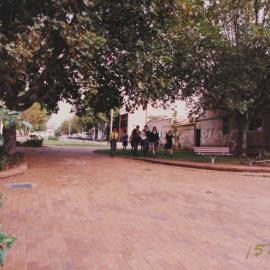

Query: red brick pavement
(0, 146), (269, 270)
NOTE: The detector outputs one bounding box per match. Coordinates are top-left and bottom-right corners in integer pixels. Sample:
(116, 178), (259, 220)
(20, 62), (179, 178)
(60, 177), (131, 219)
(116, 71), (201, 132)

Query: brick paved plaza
(0, 146), (269, 270)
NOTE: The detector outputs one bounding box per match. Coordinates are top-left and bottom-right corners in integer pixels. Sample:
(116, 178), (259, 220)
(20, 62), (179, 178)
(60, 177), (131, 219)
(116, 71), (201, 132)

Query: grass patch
(43, 139), (106, 147)
(96, 148), (242, 164)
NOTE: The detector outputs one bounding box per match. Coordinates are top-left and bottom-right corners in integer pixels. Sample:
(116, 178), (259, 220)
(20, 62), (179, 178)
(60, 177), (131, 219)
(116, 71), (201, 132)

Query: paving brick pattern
(0, 146), (269, 270)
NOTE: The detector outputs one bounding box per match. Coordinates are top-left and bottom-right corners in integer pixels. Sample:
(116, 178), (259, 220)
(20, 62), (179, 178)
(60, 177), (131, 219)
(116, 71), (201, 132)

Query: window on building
(249, 119), (263, 132)
(120, 113), (128, 128)
(223, 118), (230, 135)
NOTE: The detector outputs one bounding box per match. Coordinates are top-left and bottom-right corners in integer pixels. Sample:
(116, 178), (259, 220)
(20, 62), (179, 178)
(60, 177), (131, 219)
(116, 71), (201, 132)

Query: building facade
(178, 109), (270, 154)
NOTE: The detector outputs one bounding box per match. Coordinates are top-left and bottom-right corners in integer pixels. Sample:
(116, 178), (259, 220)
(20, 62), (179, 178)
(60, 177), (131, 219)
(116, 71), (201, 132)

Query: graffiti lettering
(201, 129), (237, 151)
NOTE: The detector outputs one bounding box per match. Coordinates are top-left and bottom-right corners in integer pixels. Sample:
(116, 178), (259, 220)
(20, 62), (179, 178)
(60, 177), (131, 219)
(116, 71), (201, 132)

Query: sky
(47, 102), (74, 129)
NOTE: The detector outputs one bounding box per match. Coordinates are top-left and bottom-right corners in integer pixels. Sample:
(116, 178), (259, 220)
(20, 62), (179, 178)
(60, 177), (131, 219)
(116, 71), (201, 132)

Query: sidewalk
(120, 156), (270, 173)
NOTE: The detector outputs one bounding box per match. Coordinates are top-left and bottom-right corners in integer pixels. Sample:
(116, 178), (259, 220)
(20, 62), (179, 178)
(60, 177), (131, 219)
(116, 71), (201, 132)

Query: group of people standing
(129, 125), (160, 157)
(109, 125), (174, 158)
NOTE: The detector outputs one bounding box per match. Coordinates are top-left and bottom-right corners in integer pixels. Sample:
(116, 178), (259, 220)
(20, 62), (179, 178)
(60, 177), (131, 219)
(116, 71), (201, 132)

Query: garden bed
(0, 152), (27, 178)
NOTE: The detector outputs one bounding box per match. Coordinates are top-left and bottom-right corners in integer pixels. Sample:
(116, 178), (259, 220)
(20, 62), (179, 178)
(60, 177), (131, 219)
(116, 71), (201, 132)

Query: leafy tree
(79, 108), (108, 132)
(21, 103), (49, 132)
(57, 116), (83, 135)
(0, 0), (104, 154)
(0, 0), (184, 154)
(0, 106), (32, 153)
(174, 0), (270, 155)
(56, 120), (70, 136)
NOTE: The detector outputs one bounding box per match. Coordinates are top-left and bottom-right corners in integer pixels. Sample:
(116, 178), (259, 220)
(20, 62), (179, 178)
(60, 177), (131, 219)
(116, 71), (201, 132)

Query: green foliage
(0, 0), (105, 113)
(175, 0), (270, 117)
(83, 0), (183, 113)
(57, 116), (83, 135)
(0, 155), (9, 171)
(0, 105), (32, 154)
(0, 231), (16, 266)
(0, 194), (16, 266)
(0, 106), (32, 130)
(1, 0), (179, 113)
(79, 108), (108, 131)
(171, 111), (181, 148)
(0, 0), (184, 152)
(0, 151), (21, 171)
(21, 103), (49, 132)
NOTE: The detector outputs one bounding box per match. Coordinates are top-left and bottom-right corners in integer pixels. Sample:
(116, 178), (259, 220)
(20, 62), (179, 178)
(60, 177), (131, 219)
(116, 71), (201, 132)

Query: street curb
(94, 151), (270, 173)
(125, 158), (270, 173)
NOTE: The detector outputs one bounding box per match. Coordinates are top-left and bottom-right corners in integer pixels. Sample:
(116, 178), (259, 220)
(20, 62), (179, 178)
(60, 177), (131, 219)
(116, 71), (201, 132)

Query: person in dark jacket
(150, 126), (159, 157)
(164, 130), (174, 156)
(121, 129), (129, 151)
(130, 125), (141, 156)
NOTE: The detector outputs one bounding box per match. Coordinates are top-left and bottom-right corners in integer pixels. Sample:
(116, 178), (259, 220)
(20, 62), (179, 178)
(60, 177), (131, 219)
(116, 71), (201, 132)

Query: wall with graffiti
(201, 128), (238, 151)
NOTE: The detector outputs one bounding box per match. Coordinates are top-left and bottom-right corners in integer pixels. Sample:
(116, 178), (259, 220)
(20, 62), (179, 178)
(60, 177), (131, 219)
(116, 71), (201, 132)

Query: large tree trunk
(3, 125), (17, 156)
(240, 121), (248, 157)
(236, 114), (249, 157)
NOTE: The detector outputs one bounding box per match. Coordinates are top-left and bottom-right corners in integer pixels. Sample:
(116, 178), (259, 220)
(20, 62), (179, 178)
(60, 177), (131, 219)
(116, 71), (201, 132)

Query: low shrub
(0, 193), (16, 266)
(0, 231), (16, 266)
(24, 135), (43, 147)
(0, 151), (21, 171)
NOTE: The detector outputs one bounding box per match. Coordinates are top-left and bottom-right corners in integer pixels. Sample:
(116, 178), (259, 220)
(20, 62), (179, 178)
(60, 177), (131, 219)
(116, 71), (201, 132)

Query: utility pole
(110, 109), (114, 133)
(144, 103), (148, 124)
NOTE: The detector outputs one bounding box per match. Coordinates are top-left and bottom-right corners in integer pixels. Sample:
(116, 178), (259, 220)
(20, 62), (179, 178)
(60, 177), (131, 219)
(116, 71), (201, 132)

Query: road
(0, 146), (269, 270)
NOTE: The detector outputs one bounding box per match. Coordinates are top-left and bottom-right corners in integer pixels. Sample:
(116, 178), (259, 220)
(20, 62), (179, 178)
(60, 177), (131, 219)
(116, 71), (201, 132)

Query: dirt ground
(0, 146), (270, 270)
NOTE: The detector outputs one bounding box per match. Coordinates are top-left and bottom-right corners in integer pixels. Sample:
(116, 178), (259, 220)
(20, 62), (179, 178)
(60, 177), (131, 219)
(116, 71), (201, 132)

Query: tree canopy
(0, 0), (107, 113)
(173, 0), (270, 154)
(0, 0), (185, 153)
(83, 0), (183, 113)
(0, 0), (184, 114)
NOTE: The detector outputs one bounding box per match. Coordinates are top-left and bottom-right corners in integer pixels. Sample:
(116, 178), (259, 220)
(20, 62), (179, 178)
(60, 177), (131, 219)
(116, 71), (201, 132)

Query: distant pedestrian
(109, 128), (119, 157)
(150, 126), (160, 158)
(164, 130), (174, 156)
(130, 125), (141, 156)
(121, 129), (129, 151)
